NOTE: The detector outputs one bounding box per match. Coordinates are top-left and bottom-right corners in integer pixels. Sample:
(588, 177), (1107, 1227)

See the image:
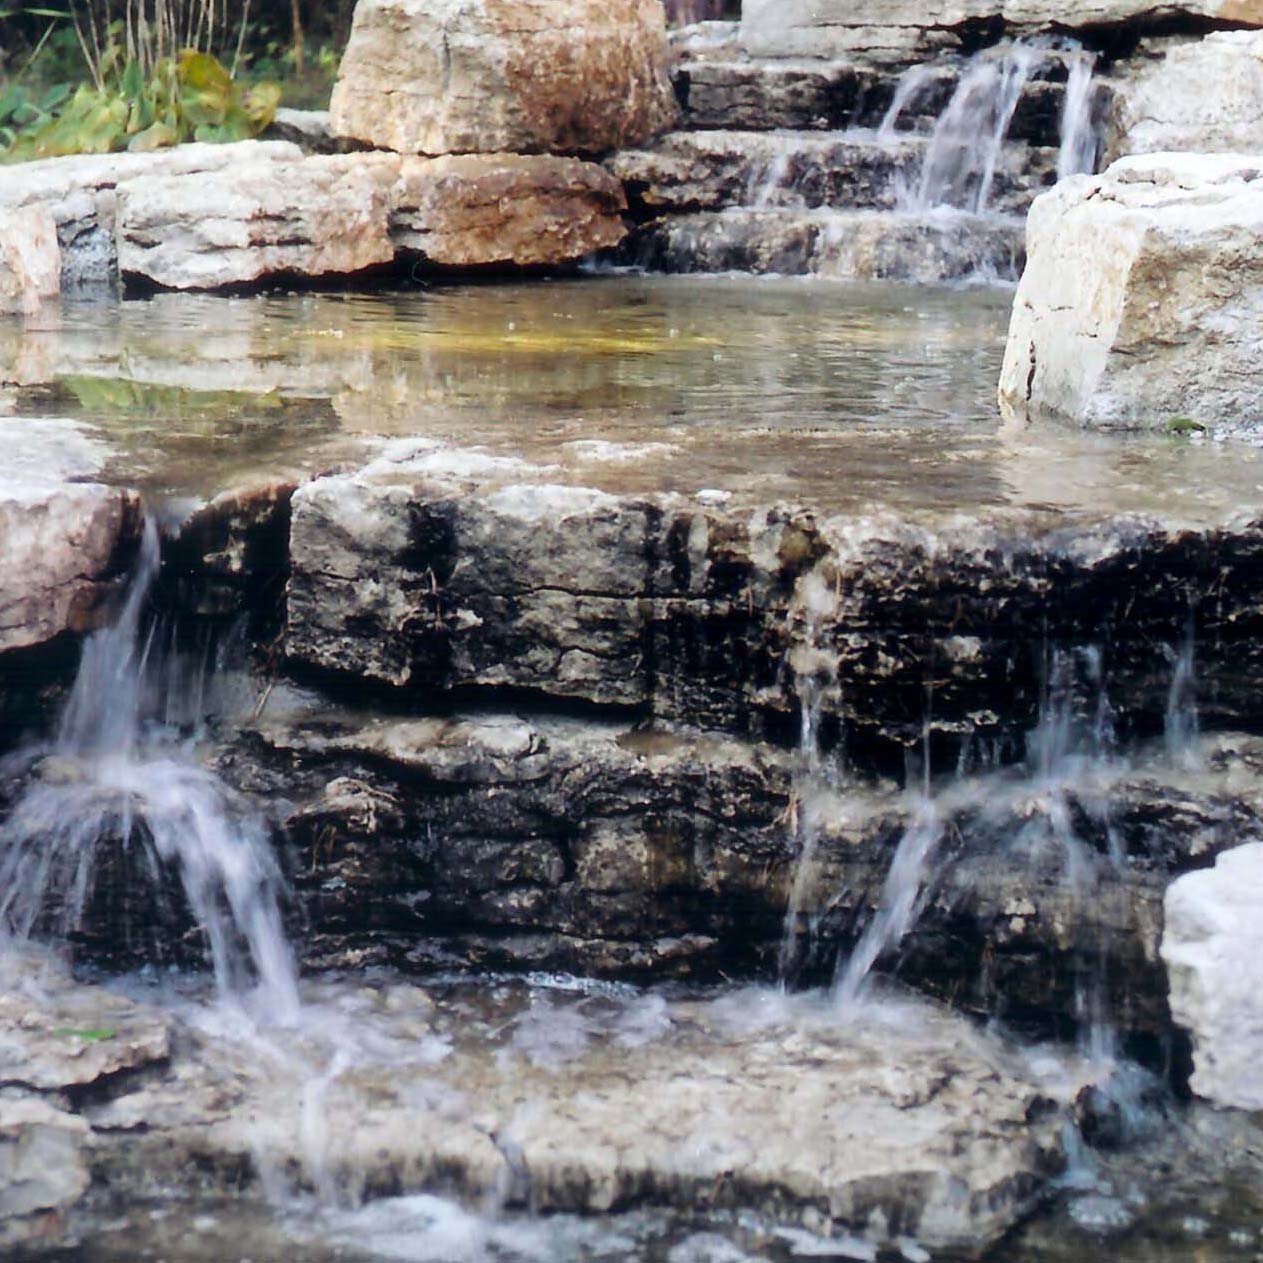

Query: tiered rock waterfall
(610, 24), (1103, 280)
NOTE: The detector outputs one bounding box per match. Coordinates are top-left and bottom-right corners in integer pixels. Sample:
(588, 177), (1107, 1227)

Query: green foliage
(50, 1026), (118, 1041)
(2, 46), (280, 161)
(1167, 416), (1209, 437)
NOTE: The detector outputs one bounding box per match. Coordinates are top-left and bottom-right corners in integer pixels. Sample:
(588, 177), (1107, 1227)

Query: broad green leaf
(127, 118), (179, 151)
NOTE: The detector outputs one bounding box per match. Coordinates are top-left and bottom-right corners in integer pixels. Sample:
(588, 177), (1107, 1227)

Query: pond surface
(6, 275), (1263, 524)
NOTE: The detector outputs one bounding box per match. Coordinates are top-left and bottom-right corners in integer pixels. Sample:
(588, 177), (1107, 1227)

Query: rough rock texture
(740, 0), (1263, 62)
(115, 153), (399, 290)
(0, 206), (60, 316)
(391, 154), (628, 267)
(609, 130), (926, 214)
(283, 440), (1263, 755)
(626, 207), (1025, 282)
(0, 141), (303, 292)
(215, 680), (1263, 1038)
(1106, 31), (1263, 160)
(0, 953), (170, 1253)
(0, 1095), (89, 1253)
(329, 0), (677, 157)
(999, 153), (1263, 433)
(0, 419), (140, 658)
(82, 977), (1073, 1255)
(1162, 842), (1263, 1109)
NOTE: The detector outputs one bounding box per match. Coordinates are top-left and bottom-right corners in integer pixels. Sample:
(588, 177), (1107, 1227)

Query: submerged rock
(1162, 842), (1263, 1110)
(999, 153), (1263, 433)
(329, 0), (677, 157)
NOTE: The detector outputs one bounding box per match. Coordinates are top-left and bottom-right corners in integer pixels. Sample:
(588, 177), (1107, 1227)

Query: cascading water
(0, 518), (299, 1021)
(882, 40), (1101, 214)
(1058, 47), (1101, 182)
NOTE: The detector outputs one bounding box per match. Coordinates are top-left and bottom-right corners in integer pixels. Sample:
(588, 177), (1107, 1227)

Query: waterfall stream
(0, 519), (299, 1022)
(881, 39), (1101, 214)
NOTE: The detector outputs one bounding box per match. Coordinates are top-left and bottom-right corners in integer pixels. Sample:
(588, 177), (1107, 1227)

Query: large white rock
(329, 0), (677, 156)
(1162, 842), (1263, 1110)
(740, 0), (1263, 60)
(998, 152), (1263, 433)
(0, 206), (60, 315)
(0, 418), (140, 655)
(391, 154), (627, 267)
(115, 153), (399, 290)
(1107, 31), (1263, 160)
(0, 141), (303, 291)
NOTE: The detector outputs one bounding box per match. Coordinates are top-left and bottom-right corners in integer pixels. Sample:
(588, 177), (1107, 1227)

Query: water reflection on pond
(4, 275), (1261, 525)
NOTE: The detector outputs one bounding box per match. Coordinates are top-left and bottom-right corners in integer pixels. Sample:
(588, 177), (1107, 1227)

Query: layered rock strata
(740, 0), (1263, 63)
(999, 153), (1263, 433)
(0, 145), (628, 296)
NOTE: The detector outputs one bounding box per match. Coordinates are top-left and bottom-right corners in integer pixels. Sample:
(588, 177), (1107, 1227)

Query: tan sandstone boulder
(329, 0), (677, 157)
(0, 206), (60, 316)
(114, 153), (399, 290)
(391, 154), (627, 267)
(999, 153), (1263, 434)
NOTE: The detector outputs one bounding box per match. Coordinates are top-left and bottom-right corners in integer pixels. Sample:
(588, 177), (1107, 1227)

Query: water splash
(0, 518), (299, 1022)
(777, 570), (843, 983)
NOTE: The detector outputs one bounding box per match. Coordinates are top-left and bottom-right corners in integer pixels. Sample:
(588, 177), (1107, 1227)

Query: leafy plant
(1, 1), (280, 160)
(3, 45), (279, 160)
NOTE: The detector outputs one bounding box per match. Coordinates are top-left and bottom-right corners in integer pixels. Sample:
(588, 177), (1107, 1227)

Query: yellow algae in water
(62, 376), (287, 417)
(297, 325), (723, 358)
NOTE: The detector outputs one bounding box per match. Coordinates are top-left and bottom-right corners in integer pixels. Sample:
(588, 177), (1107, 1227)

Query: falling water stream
(0, 520), (300, 1021)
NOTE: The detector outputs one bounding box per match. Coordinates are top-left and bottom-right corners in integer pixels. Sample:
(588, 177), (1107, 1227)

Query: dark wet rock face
(281, 450), (1263, 759)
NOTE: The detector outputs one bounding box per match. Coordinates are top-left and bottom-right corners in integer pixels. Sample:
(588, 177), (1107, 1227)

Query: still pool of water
(6, 275), (1263, 523)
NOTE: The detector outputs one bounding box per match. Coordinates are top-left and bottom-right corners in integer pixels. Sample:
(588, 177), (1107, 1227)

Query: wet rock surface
(0, 955), (1080, 1258)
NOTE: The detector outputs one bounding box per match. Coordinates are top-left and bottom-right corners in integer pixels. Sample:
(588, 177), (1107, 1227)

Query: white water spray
(0, 519), (299, 1022)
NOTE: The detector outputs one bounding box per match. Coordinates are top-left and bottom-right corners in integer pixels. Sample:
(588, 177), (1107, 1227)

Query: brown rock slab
(392, 154), (628, 267)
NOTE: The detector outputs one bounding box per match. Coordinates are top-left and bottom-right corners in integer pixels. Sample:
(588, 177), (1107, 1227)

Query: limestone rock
(174, 982), (1070, 1254)
(1162, 842), (1263, 1109)
(0, 206), (60, 316)
(1106, 31), (1263, 160)
(329, 0), (677, 157)
(0, 953), (171, 1092)
(999, 153), (1263, 433)
(0, 1093), (90, 1252)
(391, 154), (627, 268)
(115, 153), (399, 291)
(626, 208), (1025, 280)
(0, 418), (141, 656)
(0, 141), (303, 292)
(740, 0), (1263, 62)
